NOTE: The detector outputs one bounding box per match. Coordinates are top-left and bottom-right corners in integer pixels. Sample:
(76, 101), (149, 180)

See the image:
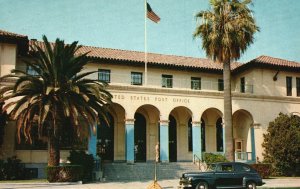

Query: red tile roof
(251, 55), (300, 68)
(0, 29), (28, 39)
(29, 40), (241, 72)
(28, 40), (300, 73)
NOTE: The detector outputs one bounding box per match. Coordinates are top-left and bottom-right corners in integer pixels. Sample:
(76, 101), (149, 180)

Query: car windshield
(207, 163), (217, 171)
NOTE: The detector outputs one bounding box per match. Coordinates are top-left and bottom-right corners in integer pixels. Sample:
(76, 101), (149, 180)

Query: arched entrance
(134, 113), (146, 162)
(97, 113), (114, 161)
(169, 115), (177, 162)
(216, 118), (223, 152)
(201, 119), (206, 152)
(233, 109), (254, 161)
(201, 108), (223, 153)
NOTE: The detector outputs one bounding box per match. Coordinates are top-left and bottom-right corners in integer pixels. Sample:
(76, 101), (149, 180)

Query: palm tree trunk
(223, 61), (234, 161)
(48, 105), (60, 166)
(48, 129), (60, 166)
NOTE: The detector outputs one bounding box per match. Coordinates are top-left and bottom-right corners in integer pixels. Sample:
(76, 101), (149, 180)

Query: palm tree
(0, 36), (112, 166)
(194, 0), (259, 161)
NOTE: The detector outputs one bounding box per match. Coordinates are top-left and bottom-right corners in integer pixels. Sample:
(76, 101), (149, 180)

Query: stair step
(103, 162), (200, 181)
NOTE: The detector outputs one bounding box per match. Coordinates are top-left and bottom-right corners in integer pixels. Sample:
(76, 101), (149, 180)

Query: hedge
(251, 163), (272, 178)
(46, 165), (83, 182)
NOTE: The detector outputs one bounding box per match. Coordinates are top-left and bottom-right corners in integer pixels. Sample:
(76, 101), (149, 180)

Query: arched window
(216, 118), (223, 152)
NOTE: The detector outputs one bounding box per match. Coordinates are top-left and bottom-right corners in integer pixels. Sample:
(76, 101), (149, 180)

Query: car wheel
(246, 181), (256, 189)
(196, 182), (208, 189)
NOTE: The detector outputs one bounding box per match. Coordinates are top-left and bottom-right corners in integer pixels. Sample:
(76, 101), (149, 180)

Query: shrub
(46, 165), (83, 182)
(203, 153), (228, 164)
(67, 150), (94, 182)
(262, 113), (300, 176)
(0, 156), (25, 180)
(251, 163), (272, 178)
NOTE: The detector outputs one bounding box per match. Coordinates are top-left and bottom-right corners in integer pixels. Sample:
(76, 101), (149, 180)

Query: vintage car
(178, 162), (264, 189)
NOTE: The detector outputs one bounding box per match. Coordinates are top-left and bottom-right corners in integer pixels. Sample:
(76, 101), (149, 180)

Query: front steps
(103, 162), (200, 181)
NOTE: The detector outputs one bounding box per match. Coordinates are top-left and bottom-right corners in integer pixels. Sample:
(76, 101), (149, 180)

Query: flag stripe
(147, 3), (160, 23)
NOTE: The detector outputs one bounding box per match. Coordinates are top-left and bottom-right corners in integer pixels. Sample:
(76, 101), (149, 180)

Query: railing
(238, 84), (254, 94)
(235, 152), (253, 162)
(193, 154), (208, 171)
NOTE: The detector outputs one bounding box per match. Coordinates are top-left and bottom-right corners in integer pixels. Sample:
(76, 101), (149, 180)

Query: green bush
(262, 113), (300, 176)
(251, 163), (272, 178)
(0, 156), (25, 180)
(46, 165), (83, 182)
(203, 153), (228, 164)
(67, 150), (94, 182)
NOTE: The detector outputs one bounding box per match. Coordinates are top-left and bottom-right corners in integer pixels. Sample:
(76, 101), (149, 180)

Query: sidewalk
(0, 178), (299, 189)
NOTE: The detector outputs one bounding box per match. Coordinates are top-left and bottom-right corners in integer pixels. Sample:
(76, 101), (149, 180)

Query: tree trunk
(48, 129), (60, 166)
(223, 62), (234, 161)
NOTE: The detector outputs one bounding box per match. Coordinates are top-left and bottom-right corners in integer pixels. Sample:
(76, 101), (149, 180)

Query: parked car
(178, 162), (264, 189)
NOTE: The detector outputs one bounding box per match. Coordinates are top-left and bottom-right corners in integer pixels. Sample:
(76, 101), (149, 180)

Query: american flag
(147, 3), (160, 23)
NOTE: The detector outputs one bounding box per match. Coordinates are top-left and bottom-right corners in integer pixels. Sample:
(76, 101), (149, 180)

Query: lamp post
(147, 142), (162, 189)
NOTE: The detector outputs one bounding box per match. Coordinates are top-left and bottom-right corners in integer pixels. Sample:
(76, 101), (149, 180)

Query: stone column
(192, 121), (202, 160)
(88, 125), (97, 157)
(125, 119), (135, 163)
(159, 120), (169, 162)
(251, 124), (258, 162)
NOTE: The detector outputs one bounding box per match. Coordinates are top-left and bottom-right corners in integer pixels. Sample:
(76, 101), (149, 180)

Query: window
(218, 79), (224, 91)
(191, 77), (201, 90)
(240, 164), (251, 172)
(98, 69), (110, 83)
(131, 72), (143, 85)
(240, 77), (245, 93)
(27, 65), (38, 76)
(188, 118), (192, 152)
(162, 74), (173, 88)
(297, 77), (300, 97)
(286, 76), (292, 96)
(219, 164), (234, 172)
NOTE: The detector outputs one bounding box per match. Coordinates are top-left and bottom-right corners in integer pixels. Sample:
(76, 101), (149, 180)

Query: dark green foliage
(250, 164), (272, 178)
(67, 150), (94, 182)
(0, 156), (25, 180)
(262, 113), (300, 176)
(203, 153), (228, 164)
(46, 165), (83, 182)
(0, 102), (7, 145)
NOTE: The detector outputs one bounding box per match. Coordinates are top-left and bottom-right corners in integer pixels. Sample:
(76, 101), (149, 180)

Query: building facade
(1, 30), (300, 177)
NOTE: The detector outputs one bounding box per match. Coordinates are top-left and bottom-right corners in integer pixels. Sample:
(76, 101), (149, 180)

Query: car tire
(246, 181), (256, 189)
(196, 182), (208, 189)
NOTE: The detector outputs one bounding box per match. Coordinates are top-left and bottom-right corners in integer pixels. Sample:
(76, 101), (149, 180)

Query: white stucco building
(1, 30), (300, 178)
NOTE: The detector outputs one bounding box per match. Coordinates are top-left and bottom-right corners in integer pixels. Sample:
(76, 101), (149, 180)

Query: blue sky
(0, 0), (299, 63)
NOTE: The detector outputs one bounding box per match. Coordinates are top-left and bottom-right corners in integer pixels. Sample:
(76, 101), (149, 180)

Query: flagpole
(144, 0), (148, 86)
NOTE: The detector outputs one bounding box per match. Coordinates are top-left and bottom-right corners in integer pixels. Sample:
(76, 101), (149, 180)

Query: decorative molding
(191, 121), (201, 127)
(251, 123), (261, 129)
(125, 119), (135, 125)
(108, 85), (300, 104)
(159, 120), (169, 125)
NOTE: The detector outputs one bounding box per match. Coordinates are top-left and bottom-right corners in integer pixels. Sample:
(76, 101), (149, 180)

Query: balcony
(235, 152), (255, 163)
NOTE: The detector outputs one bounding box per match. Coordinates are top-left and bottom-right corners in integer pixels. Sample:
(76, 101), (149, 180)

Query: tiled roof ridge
(78, 43), (213, 62)
(0, 29), (28, 38)
(255, 55), (300, 65)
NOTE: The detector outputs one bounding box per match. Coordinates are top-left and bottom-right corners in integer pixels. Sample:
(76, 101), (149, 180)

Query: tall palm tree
(0, 36), (112, 166)
(194, 0), (259, 161)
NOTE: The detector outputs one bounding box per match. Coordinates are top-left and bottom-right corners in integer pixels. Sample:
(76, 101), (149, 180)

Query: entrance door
(97, 113), (114, 161)
(134, 113), (146, 162)
(169, 115), (177, 162)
